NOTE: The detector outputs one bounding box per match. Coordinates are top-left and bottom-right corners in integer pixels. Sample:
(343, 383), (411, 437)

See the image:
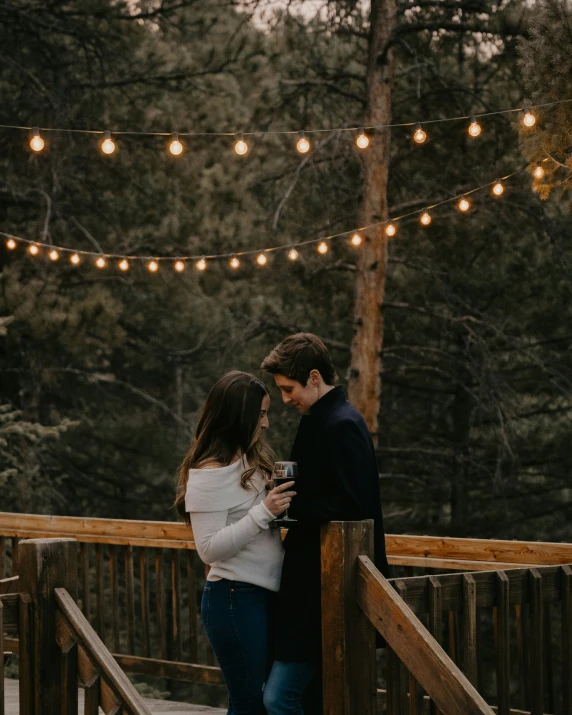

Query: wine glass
(272, 461), (298, 523)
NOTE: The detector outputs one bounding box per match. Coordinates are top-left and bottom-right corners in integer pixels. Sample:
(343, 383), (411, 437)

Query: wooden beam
(113, 653), (224, 685)
(320, 521), (376, 715)
(357, 556), (494, 715)
(387, 556), (539, 572)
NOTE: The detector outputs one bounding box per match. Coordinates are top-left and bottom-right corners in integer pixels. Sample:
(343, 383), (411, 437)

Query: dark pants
(201, 579), (275, 715)
(263, 660), (322, 715)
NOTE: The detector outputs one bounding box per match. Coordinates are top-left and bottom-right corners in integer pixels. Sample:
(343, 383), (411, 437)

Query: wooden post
(17, 538), (79, 715)
(321, 520), (376, 715)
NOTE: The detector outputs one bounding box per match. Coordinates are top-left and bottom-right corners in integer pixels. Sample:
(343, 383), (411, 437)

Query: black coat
(274, 386), (390, 662)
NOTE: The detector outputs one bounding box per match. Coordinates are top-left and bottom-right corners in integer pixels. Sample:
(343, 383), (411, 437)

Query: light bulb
(101, 130), (116, 155)
(70, 253), (81, 265)
(28, 244), (39, 256)
(413, 123), (427, 144)
(533, 162), (545, 180)
(385, 223), (397, 237)
(468, 117), (482, 137)
(288, 248), (299, 261)
(95, 257), (107, 269)
(296, 132), (310, 154)
(492, 180), (504, 196)
(234, 134), (248, 156)
(351, 233), (362, 246)
(174, 260), (185, 272)
(317, 241), (329, 254)
(30, 127), (45, 152)
(256, 253), (268, 266)
(148, 260), (159, 272)
(523, 108), (536, 127)
(230, 256), (240, 269)
(458, 197), (470, 212)
(356, 129), (369, 149)
(118, 259), (129, 271)
(48, 249), (59, 261)
(6, 238), (17, 250)
(420, 212), (432, 226)
(169, 133), (183, 156)
(196, 258), (207, 271)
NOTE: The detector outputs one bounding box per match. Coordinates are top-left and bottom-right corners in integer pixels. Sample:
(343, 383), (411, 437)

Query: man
(260, 333), (390, 715)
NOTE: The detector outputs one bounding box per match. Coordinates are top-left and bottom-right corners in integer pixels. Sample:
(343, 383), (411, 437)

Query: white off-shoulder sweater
(185, 459), (284, 592)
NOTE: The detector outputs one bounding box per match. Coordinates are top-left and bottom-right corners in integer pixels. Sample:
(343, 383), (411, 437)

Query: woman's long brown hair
(175, 371), (274, 525)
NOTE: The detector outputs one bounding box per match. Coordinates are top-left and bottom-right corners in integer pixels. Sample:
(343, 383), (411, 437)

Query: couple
(175, 333), (390, 715)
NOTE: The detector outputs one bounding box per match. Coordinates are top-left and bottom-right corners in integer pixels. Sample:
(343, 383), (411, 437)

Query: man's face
(273, 374), (319, 415)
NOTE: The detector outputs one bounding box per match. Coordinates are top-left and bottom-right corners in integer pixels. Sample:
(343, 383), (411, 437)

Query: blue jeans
(263, 660), (322, 715)
(201, 579), (275, 715)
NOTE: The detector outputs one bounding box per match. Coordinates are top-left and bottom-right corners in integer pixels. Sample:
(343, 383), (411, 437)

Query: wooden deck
(3, 679), (226, 715)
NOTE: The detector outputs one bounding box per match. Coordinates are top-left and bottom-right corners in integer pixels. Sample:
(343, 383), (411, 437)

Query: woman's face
(251, 394), (270, 446)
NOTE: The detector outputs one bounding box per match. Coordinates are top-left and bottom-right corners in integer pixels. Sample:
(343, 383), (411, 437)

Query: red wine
(274, 477), (295, 489)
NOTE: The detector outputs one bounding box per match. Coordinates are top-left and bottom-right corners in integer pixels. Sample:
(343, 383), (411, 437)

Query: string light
(101, 131), (116, 155)
(458, 197), (471, 212)
(356, 128), (369, 149)
(351, 232), (362, 246)
(6, 238), (16, 250)
(385, 223), (397, 237)
(174, 260), (185, 272)
(492, 180), (504, 196)
(468, 117), (482, 137)
(119, 259), (129, 271)
(70, 253), (81, 265)
(28, 244), (39, 256)
(196, 257), (207, 271)
(296, 131), (310, 154)
(148, 260), (159, 272)
(30, 127), (44, 152)
(533, 161), (545, 179)
(420, 212), (432, 226)
(413, 123), (427, 144)
(256, 253), (268, 266)
(523, 108), (536, 127)
(234, 134), (248, 156)
(169, 133), (183, 156)
(288, 248), (299, 261)
(95, 257), (107, 269)
(230, 256), (240, 269)
(48, 249), (59, 261)
(317, 241), (329, 254)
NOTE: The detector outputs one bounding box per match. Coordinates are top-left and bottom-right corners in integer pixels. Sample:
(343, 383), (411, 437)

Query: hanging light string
(2, 97), (571, 154)
(2, 166), (535, 270)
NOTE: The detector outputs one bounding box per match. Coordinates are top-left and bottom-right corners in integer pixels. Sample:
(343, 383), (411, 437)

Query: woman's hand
(263, 481), (296, 516)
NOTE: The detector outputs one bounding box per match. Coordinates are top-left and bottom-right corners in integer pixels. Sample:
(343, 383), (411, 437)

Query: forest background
(1, 0), (571, 548)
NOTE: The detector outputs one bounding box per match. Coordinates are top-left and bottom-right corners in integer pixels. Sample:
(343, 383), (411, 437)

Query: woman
(175, 371), (295, 715)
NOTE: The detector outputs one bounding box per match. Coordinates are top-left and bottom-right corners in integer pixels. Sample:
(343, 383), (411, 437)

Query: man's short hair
(260, 333), (338, 386)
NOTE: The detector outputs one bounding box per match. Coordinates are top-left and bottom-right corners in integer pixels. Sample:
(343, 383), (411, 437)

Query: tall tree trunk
(347, 0), (397, 435)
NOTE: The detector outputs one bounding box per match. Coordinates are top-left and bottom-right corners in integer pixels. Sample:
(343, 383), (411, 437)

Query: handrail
(55, 587), (153, 715)
(2, 511), (572, 566)
(0, 576), (19, 596)
(357, 555), (495, 715)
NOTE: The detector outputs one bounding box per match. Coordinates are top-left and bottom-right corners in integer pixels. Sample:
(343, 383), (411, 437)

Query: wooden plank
(0, 538), (4, 578)
(95, 543), (104, 640)
(320, 521), (376, 715)
(386, 646), (400, 715)
(140, 549), (151, 659)
(357, 556), (494, 715)
(186, 551), (197, 663)
(0, 578), (19, 597)
(543, 606), (554, 714)
(495, 571), (510, 715)
(156, 550), (167, 660)
(394, 581), (410, 715)
(428, 577), (442, 715)
(125, 546), (135, 655)
(112, 654), (224, 685)
(171, 550), (182, 662)
(562, 565), (572, 715)
(18, 538), (79, 715)
(0, 597), (18, 636)
(204, 564), (215, 666)
(514, 604), (525, 711)
(55, 588), (153, 714)
(462, 573), (477, 687)
(0, 600), (4, 715)
(60, 642), (79, 715)
(109, 546), (120, 653)
(83, 676), (100, 715)
(388, 556), (539, 572)
(528, 570), (543, 715)
(80, 542), (90, 622)
(11, 539), (18, 574)
(17, 594), (32, 715)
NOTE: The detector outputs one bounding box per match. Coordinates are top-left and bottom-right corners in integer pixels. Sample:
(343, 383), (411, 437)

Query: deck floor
(3, 679), (226, 714)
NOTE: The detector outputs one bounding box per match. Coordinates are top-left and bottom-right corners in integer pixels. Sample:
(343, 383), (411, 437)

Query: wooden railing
(1, 538), (153, 715)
